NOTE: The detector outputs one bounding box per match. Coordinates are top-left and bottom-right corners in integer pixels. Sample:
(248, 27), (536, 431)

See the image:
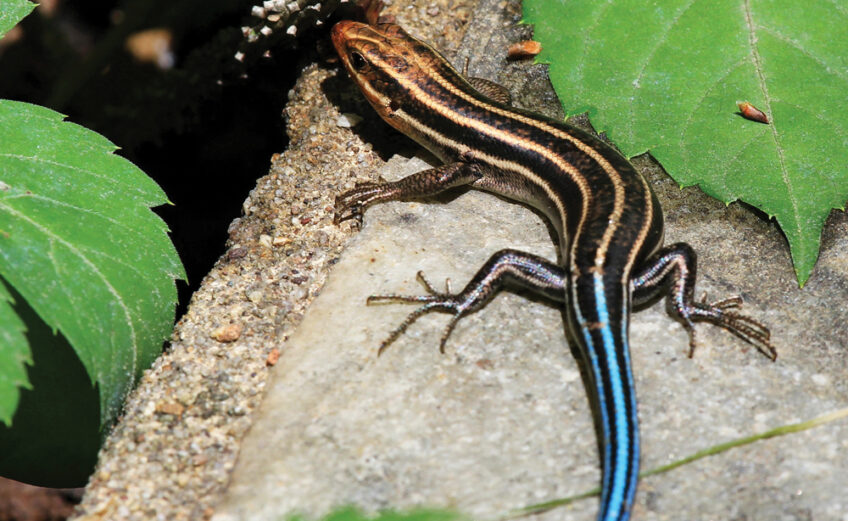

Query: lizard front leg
(334, 161), (483, 224)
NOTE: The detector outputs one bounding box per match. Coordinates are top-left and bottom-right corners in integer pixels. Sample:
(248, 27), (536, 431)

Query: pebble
(336, 113), (362, 128)
(265, 348), (281, 366)
(210, 324), (243, 343)
(155, 402), (185, 416)
(258, 234), (273, 248)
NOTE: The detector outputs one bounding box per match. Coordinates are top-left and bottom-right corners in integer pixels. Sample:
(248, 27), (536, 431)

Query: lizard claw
(675, 294), (775, 361)
(334, 181), (390, 225)
(368, 271), (468, 355)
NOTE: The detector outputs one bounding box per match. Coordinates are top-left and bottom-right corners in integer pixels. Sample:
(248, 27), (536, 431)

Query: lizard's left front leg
(334, 161), (483, 224)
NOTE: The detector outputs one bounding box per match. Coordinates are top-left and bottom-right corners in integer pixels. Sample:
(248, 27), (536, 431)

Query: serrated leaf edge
(1, 146), (161, 207)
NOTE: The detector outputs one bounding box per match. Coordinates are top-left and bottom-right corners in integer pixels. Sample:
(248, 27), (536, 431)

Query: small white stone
(811, 373), (830, 386)
(560, 367), (581, 383)
(336, 113), (362, 128)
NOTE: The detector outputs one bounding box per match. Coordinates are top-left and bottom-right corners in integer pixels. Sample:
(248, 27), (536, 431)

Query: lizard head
(331, 21), (446, 123)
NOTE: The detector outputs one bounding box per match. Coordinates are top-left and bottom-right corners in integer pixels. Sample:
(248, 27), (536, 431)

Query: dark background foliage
(0, 0), (330, 516)
(0, 0), (305, 318)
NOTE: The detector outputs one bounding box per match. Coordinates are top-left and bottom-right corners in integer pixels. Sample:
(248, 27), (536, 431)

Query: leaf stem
(506, 407), (848, 518)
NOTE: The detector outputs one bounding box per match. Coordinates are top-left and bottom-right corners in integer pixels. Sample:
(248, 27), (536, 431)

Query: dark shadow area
(320, 70), (416, 162)
(0, 283), (100, 488)
(0, 0), (351, 513)
(0, 0), (308, 318)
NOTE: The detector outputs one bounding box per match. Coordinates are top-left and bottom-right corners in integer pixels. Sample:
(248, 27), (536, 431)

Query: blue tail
(573, 274), (640, 521)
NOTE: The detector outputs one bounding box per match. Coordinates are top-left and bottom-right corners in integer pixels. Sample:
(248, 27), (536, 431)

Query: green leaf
(524, 0), (848, 286)
(0, 99), (184, 429)
(0, 0), (36, 430)
(0, 0), (34, 39)
(0, 280), (31, 426)
(0, 2), (183, 486)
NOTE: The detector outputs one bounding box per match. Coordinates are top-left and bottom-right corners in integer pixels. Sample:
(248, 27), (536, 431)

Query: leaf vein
(823, 0), (848, 19)
(0, 200), (167, 297)
(677, 57), (750, 172)
(1, 192), (162, 245)
(744, 0), (801, 245)
(778, 100), (848, 143)
(756, 26), (848, 84)
(0, 153), (153, 200)
(575, 0), (616, 106)
(775, 102), (847, 194)
(628, 0), (700, 144)
(723, 129), (769, 194)
(0, 204), (139, 380)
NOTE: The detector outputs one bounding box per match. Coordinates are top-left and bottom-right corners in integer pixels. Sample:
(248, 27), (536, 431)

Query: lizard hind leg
(631, 242), (776, 360)
(366, 249), (567, 356)
(367, 271), (466, 355)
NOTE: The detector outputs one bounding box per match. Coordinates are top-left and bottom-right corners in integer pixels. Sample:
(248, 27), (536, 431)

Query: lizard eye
(350, 51), (368, 72)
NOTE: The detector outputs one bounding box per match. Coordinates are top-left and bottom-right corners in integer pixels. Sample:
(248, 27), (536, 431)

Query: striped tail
(573, 273), (640, 521)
